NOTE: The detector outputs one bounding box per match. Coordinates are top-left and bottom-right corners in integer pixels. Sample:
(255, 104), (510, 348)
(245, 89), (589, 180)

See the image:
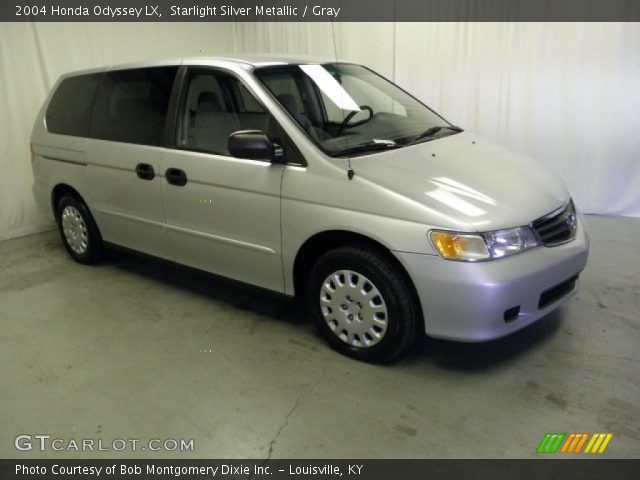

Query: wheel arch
(292, 230), (424, 328)
(51, 184), (86, 214)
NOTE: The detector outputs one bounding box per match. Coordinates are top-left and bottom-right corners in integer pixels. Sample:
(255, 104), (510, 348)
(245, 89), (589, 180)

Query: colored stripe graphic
(537, 433), (566, 453)
(574, 433), (589, 453)
(560, 433), (575, 453)
(539, 433), (613, 454)
(584, 433), (614, 453)
(559, 433), (589, 453)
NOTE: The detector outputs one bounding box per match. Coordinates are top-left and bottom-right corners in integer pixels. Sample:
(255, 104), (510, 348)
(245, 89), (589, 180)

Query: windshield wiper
(408, 125), (463, 145)
(330, 140), (401, 157)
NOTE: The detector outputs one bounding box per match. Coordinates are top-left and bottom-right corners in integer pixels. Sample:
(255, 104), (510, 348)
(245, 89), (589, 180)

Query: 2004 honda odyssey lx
(31, 55), (589, 362)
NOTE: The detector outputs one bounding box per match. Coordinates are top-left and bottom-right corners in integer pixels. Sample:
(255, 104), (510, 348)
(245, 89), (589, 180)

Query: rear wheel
(306, 245), (419, 362)
(56, 195), (104, 264)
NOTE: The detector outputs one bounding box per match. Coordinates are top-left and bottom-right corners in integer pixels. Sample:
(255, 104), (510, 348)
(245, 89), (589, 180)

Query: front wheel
(56, 195), (104, 264)
(306, 245), (420, 362)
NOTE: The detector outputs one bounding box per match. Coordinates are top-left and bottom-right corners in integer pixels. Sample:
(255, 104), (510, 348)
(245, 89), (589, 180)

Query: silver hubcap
(319, 270), (388, 348)
(61, 205), (88, 255)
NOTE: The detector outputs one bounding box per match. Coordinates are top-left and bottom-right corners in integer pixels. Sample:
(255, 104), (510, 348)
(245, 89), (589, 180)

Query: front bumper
(393, 221), (589, 342)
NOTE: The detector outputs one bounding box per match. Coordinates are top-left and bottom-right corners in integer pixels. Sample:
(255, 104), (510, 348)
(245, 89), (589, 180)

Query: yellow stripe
(590, 434), (605, 453)
(598, 434), (613, 453)
(584, 434), (598, 453)
(560, 434), (575, 453)
(574, 433), (589, 453)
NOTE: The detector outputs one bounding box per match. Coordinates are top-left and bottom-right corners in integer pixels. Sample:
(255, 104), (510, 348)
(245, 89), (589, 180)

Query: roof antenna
(330, 21), (339, 63)
(331, 22), (354, 181)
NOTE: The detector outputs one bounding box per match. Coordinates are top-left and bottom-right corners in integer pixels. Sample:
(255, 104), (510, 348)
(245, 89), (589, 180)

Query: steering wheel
(337, 105), (374, 136)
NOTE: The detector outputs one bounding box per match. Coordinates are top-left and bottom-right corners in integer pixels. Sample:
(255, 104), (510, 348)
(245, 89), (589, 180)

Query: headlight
(430, 226), (540, 262)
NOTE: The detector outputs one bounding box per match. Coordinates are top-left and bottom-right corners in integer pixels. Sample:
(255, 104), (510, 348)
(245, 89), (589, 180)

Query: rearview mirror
(228, 130), (283, 162)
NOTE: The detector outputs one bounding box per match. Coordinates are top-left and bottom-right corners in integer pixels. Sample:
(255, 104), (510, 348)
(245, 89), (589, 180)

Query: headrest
(277, 93), (298, 116)
(197, 91), (222, 113)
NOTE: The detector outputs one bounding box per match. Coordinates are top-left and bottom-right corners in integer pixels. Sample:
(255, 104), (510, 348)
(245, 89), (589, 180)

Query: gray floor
(1, 215), (638, 459)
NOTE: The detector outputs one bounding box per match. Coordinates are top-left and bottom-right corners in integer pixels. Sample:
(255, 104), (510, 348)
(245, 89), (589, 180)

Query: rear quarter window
(45, 73), (102, 137)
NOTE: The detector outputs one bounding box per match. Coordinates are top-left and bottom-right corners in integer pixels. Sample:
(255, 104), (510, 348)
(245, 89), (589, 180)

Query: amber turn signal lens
(430, 231), (490, 261)
(431, 232), (459, 259)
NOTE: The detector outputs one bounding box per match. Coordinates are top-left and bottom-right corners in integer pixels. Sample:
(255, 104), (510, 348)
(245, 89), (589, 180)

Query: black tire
(55, 195), (104, 264)
(306, 245), (420, 363)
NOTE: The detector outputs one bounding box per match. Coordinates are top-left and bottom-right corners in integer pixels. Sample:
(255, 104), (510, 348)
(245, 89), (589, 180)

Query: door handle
(165, 168), (188, 186)
(135, 163), (155, 180)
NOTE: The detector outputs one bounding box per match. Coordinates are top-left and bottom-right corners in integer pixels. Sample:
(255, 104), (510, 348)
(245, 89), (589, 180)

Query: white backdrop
(1, 22), (639, 240)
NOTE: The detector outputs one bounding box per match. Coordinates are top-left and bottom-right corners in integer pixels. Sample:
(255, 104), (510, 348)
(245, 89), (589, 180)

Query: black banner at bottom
(1, 459), (639, 480)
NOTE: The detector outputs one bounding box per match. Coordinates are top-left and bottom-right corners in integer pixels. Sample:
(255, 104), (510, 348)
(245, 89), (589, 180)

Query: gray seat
(277, 93), (327, 141)
(189, 92), (238, 154)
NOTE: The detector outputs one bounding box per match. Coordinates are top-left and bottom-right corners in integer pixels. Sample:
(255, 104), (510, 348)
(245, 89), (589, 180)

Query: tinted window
(178, 71), (273, 156)
(91, 67), (178, 146)
(259, 72), (304, 118)
(46, 73), (102, 137)
(236, 82), (265, 113)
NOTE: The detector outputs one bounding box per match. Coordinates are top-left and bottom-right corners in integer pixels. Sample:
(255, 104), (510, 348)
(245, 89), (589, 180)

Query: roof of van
(62, 54), (340, 78)
(193, 53), (338, 66)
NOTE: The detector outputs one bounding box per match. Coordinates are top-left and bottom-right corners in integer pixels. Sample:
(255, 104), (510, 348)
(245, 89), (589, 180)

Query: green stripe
(549, 433), (566, 453)
(537, 433), (553, 453)
(537, 433), (566, 453)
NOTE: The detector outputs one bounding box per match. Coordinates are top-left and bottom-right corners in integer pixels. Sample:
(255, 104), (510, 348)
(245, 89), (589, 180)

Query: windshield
(255, 63), (460, 156)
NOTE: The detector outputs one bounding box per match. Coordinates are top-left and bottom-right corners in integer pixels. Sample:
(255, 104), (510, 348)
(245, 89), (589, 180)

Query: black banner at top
(2, 0), (640, 22)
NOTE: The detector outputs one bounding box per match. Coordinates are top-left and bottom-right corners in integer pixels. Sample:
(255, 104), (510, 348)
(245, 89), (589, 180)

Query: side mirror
(228, 130), (283, 162)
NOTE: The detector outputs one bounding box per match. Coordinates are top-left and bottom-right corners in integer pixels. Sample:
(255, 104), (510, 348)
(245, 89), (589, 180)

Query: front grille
(538, 275), (578, 309)
(532, 200), (578, 246)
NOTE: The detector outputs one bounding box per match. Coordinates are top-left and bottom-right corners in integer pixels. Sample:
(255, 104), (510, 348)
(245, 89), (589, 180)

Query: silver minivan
(31, 55), (589, 362)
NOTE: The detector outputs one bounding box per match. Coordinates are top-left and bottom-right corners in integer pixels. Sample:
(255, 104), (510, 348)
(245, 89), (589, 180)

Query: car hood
(349, 131), (570, 231)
